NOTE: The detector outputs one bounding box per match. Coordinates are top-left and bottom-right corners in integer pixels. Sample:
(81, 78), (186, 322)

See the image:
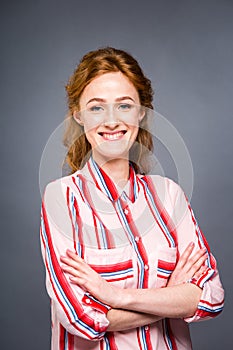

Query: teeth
(102, 131), (124, 140)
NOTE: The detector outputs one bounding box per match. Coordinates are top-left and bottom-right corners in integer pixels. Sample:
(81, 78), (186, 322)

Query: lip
(98, 130), (127, 141)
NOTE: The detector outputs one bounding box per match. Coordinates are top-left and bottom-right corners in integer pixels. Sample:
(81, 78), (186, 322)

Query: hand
(167, 242), (208, 287)
(60, 250), (120, 307)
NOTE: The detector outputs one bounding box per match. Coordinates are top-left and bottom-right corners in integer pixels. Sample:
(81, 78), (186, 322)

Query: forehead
(80, 72), (139, 104)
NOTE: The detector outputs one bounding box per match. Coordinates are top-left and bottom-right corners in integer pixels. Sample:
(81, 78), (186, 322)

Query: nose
(103, 104), (119, 128)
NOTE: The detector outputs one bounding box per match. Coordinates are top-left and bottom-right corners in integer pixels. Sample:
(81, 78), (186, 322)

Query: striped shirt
(40, 156), (224, 350)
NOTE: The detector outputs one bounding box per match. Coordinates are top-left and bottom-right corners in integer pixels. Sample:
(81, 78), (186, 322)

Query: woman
(40, 47), (224, 349)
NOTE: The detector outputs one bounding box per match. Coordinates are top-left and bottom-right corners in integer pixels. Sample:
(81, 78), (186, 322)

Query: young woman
(40, 47), (224, 349)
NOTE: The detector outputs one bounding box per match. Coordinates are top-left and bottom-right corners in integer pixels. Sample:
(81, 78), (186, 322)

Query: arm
(61, 242), (209, 322)
(111, 283), (201, 318)
(105, 246), (207, 330)
(107, 309), (162, 332)
(40, 181), (110, 340)
(171, 183), (225, 322)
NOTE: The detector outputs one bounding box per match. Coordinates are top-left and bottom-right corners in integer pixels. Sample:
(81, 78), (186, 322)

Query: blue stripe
(41, 217), (102, 337)
(100, 268), (133, 278)
(91, 157), (113, 200)
(133, 171), (139, 201)
(187, 204), (213, 268)
(103, 335), (110, 350)
(70, 192), (82, 257)
(140, 178), (176, 247)
(157, 268), (172, 275)
(140, 327), (147, 350)
(115, 199), (145, 288)
(74, 176), (103, 250)
(163, 319), (173, 350)
(64, 330), (68, 350)
(85, 293), (111, 310)
(99, 221), (108, 249)
(198, 305), (224, 313)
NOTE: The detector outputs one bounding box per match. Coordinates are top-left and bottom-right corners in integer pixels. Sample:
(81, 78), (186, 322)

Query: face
(74, 72), (144, 165)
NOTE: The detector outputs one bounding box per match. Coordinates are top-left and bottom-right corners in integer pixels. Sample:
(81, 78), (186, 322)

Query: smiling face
(74, 72), (144, 165)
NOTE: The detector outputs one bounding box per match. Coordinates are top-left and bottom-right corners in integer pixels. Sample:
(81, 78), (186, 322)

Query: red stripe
(67, 333), (74, 350)
(59, 324), (65, 350)
(106, 332), (118, 350)
(141, 176), (178, 248)
(162, 319), (172, 350)
(87, 161), (102, 191)
(128, 165), (136, 202)
(72, 176), (85, 202)
(200, 299), (224, 307)
(157, 274), (170, 279)
(136, 329), (143, 350)
(80, 175), (115, 249)
(93, 213), (101, 249)
(119, 197), (149, 288)
(100, 339), (104, 350)
(73, 196), (85, 258)
(66, 185), (85, 258)
(82, 295), (110, 314)
(196, 309), (222, 318)
(105, 274), (134, 282)
(139, 177), (173, 248)
(145, 325), (153, 350)
(41, 201), (106, 337)
(157, 260), (176, 271)
(186, 199), (211, 253)
(99, 167), (119, 201)
(41, 228), (89, 337)
(166, 319), (178, 350)
(66, 187), (77, 254)
(90, 260), (133, 273)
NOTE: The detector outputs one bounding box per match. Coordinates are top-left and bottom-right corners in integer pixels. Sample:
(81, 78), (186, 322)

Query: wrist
(115, 288), (134, 309)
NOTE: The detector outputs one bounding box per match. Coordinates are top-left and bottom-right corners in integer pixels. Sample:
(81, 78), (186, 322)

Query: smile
(99, 131), (126, 141)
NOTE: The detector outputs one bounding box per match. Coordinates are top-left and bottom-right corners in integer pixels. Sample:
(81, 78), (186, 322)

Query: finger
(69, 276), (85, 285)
(188, 253), (208, 276)
(66, 249), (84, 262)
(177, 242), (195, 269)
(183, 248), (207, 273)
(60, 256), (82, 271)
(61, 264), (81, 277)
(193, 264), (208, 280)
(180, 248), (206, 273)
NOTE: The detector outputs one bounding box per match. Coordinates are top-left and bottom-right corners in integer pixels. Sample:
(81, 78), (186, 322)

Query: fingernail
(190, 242), (194, 247)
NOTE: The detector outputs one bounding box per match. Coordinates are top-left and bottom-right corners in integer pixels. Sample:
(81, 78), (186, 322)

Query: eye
(88, 105), (104, 113)
(118, 103), (134, 111)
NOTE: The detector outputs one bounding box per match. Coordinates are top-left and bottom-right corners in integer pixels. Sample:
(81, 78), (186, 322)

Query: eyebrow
(86, 96), (135, 105)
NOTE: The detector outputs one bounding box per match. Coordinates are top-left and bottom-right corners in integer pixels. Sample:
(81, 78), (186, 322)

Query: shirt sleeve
(169, 180), (225, 323)
(40, 180), (110, 340)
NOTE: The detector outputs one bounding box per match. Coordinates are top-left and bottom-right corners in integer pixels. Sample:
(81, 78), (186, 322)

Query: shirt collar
(79, 156), (139, 203)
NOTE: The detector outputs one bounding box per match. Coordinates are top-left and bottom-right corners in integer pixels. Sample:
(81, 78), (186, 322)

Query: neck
(92, 156), (130, 189)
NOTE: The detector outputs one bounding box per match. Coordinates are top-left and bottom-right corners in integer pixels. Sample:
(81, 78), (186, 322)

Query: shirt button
(144, 264), (149, 270)
(145, 325), (149, 331)
(124, 208), (129, 215)
(135, 236), (140, 242)
(85, 298), (90, 304)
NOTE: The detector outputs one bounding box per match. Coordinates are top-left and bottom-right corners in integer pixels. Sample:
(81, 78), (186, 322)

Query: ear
(73, 111), (83, 126)
(138, 107), (146, 122)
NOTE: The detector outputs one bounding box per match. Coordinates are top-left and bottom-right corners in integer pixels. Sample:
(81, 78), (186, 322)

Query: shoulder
(43, 171), (81, 202)
(140, 174), (183, 193)
(139, 174), (185, 205)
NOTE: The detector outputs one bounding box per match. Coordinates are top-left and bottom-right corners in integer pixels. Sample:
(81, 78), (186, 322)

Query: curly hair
(63, 47), (154, 173)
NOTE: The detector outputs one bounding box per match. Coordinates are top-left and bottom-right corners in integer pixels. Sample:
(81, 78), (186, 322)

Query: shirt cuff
(82, 293), (111, 315)
(189, 267), (215, 289)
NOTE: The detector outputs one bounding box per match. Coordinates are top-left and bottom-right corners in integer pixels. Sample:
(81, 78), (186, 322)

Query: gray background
(1, 0), (232, 349)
